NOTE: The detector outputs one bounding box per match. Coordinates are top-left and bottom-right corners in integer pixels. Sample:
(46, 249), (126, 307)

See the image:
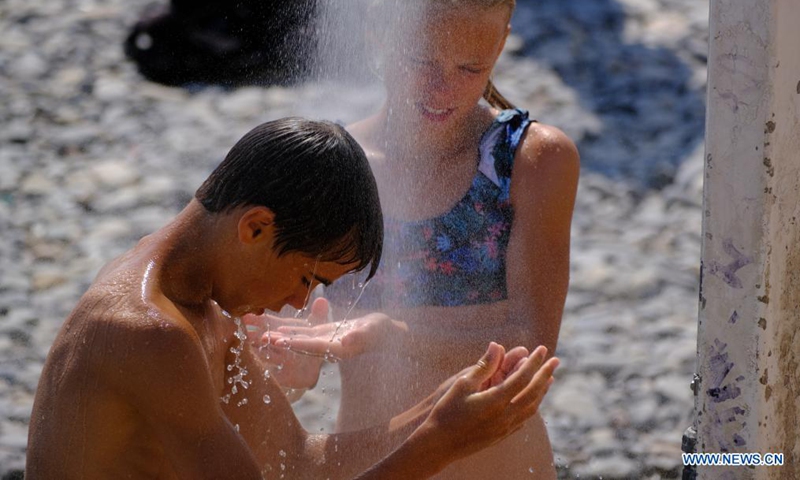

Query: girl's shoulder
(345, 115), (376, 142)
(516, 119), (580, 173)
(483, 108), (579, 182)
(507, 117), (580, 197)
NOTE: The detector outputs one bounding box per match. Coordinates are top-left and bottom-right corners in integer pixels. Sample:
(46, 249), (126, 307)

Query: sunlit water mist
(287, 0), (425, 124)
(207, 0), (434, 441)
(281, 0), (380, 123)
(282, 0), (432, 435)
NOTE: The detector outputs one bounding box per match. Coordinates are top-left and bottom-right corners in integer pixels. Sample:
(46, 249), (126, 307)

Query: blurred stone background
(0, 0), (708, 477)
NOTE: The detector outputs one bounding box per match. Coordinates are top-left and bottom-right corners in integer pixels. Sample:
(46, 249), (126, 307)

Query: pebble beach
(1, 0), (709, 477)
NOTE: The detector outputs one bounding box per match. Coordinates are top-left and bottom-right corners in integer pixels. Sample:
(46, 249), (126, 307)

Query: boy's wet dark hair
(195, 117), (383, 279)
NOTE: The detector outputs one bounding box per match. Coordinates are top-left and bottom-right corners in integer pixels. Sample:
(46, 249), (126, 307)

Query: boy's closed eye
(303, 273), (333, 289)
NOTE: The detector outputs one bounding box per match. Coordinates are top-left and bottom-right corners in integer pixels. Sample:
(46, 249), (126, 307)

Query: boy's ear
(238, 207), (276, 244)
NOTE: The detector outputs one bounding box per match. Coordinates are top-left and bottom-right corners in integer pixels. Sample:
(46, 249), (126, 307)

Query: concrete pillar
(696, 0), (800, 478)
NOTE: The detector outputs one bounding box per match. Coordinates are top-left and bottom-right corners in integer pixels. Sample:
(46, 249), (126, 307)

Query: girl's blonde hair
(371, 0), (517, 110)
(484, 79), (514, 110)
(430, 0), (517, 110)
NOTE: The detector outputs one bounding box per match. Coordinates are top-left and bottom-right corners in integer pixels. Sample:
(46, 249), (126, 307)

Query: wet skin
(26, 200), (561, 479)
(25, 202), (351, 479)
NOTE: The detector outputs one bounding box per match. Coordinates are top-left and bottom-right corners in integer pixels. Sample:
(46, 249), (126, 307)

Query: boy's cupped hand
(242, 298), (331, 389)
(243, 298), (408, 389)
(412, 343), (559, 464)
(261, 298), (410, 362)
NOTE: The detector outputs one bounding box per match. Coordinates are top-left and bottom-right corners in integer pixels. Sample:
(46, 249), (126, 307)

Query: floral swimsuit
(331, 108), (533, 308)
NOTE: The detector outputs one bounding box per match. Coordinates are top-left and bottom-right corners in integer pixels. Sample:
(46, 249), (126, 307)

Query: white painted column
(696, 0), (800, 478)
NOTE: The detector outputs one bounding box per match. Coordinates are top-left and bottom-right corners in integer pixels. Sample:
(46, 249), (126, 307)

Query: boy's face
(251, 252), (357, 314)
(222, 250), (358, 318)
(219, 206), (361, 317)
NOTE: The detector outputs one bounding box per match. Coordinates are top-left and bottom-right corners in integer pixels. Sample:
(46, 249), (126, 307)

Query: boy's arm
(228, 341), (557, 479)
(221, 340), (429, 478)
(103, 317), (556, 479)
(105, 316), (422, 479)
(346, 343), (559, 479)
(102, 319), (267, 479)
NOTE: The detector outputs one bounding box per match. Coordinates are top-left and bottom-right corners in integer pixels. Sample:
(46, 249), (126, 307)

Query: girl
(271, 1), (578, 477)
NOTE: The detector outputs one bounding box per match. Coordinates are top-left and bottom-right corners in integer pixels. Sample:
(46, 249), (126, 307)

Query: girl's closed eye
(460, 65), (486, 74)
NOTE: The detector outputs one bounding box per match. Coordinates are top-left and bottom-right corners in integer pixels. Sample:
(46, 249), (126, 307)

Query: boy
(26, 117), (558, 479)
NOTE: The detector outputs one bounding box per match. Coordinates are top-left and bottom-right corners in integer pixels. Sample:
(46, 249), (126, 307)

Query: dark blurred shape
(124, 0), (316, 87)
(1, 470), (24, 480)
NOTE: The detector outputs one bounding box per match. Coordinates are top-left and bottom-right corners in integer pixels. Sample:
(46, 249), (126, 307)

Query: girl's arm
(504, 122), (580, 356)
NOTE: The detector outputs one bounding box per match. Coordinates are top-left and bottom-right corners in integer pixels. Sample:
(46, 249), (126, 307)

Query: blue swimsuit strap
(491, 108), (532, 181)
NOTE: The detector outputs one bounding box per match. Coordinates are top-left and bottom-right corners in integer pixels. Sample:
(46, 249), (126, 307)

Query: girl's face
(382, 5), (511, 132)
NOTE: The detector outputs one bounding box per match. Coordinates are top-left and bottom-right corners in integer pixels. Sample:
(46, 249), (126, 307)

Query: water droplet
(529, 467), (535, 474)
(225, 315), (251, 401)
(264, 370), (271, 378)
(279, 450), (287, 458)
(234, 424), (240, 432)
(263, 395), (272, 404)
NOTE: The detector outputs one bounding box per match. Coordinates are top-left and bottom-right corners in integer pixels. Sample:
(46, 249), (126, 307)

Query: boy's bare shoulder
(64, 264), (204, 370)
